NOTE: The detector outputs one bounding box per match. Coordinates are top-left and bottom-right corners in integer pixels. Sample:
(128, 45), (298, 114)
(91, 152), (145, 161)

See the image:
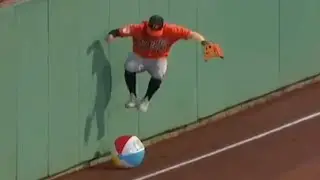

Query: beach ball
(111, 135), (145, 168)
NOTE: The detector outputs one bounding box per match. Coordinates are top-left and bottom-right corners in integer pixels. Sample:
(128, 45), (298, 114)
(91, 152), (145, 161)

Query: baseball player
(106, 15), (223, 112)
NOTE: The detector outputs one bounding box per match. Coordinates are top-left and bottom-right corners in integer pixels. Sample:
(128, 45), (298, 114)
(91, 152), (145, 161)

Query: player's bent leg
(137, 59), (167, 112)
(124, 53), (145, 108)
(138, 77), (162, 112)
(124, 70), (137, 108)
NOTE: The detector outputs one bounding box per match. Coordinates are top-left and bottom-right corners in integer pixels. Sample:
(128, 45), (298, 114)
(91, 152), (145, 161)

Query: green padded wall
(15, 1), (49, 179)
(0, 7), (18, 180)
(279, 0), (320, 85)
(197, 0), (280, 117)
(76, 0), (111, 165)
(48, 0), (81, 174)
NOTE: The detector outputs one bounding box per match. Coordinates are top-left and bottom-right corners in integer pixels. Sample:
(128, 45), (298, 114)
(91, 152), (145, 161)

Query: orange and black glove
(201, 40), (224, 61)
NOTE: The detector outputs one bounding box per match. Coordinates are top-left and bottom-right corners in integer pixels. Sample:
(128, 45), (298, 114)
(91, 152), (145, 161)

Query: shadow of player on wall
(84, 40), (112, 144)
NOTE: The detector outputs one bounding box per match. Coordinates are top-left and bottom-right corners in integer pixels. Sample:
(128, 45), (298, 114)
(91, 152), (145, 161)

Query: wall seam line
(14, 6), (19, 180)
(46, 0), (51, 176)
(278, 0), (281, 87)
(195, 0), (199, 120)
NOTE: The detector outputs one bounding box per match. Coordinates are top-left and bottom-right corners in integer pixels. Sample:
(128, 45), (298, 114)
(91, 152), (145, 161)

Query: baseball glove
(201, 41), (224, 61)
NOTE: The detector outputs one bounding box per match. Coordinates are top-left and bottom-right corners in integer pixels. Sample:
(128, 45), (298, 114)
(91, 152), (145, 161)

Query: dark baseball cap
(148, 15), (164, 30)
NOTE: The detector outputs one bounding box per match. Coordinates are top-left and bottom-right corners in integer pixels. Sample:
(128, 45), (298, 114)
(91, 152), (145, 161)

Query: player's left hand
(201, 40), (224, 62)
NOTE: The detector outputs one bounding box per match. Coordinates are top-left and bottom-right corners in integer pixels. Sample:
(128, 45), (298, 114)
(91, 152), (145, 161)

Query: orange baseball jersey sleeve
(166, 24), (193, 40)
(119, 24), (143, 37)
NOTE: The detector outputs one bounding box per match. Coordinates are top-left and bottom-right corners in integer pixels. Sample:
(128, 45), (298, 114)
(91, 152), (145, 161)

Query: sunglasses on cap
(148, 23), (163, 31)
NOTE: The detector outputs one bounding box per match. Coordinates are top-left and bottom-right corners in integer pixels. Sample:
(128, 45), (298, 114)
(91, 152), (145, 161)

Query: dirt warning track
(54, 81), (320, 180)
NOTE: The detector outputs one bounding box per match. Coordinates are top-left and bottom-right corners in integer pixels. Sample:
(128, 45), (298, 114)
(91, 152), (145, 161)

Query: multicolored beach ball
(111, 135), (145, 168)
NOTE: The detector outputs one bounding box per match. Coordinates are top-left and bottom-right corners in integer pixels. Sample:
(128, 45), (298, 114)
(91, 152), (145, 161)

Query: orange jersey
(118, 21), (192, 59)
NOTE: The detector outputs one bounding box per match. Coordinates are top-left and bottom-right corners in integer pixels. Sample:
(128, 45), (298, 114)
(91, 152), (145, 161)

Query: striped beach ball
(111, 135), (145, 168)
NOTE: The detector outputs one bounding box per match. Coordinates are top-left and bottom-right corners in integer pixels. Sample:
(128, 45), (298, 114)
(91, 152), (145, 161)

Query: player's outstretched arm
(188, 31), (209, 46)
(169, 24), (209, 46)
(170, 24), (224, 60)
(105, 24), (142, 43)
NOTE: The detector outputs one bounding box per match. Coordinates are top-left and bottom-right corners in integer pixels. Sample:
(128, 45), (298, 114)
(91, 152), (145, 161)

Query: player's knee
(150, 68), (166, 80)
(151, 62), (167, 80)
(151, 73), (165, 80)
(124, 61), (139, 73)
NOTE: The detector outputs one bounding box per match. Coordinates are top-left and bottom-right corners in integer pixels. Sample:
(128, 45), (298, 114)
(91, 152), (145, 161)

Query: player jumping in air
(106, 15), (223, 112)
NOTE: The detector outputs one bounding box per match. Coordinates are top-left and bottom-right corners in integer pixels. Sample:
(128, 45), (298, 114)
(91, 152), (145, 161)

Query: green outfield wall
(0, 0), (319, 179)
